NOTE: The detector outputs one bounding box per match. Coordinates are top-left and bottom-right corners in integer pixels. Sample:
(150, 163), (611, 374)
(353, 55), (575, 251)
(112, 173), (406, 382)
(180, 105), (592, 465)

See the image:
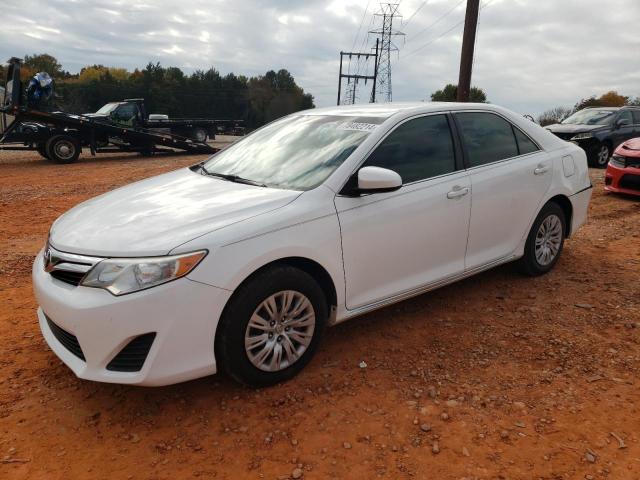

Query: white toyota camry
(33, 102), (592, 387)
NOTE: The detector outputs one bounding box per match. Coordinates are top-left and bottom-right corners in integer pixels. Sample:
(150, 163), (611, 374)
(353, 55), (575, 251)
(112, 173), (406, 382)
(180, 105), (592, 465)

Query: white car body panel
(33, 102), (593, 386)
(335, 170), (471, 309)
(50, 168), (301, 257)
(464, 149), (553, 269)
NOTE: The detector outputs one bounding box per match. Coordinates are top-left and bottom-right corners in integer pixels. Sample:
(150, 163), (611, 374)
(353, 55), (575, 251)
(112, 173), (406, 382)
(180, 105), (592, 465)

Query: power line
(402, 0), (429, 30)
(406, 0), (465, 42)
(402, 18), (465, 59)
(400, 0), (495, 60)
(351, 0), (372, 51)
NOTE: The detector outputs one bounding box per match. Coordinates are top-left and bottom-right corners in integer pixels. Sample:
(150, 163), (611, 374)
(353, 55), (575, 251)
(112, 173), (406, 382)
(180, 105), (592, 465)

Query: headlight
(82, 250), (207, 295)
(571, 132), (594, 141)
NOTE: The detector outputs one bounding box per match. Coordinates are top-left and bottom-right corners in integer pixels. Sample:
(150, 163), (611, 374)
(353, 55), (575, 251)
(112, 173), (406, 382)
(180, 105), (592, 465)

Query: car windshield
(562, 109), (616, 126)
(202, 114), (384, 190)
(95, 103), (121, 115)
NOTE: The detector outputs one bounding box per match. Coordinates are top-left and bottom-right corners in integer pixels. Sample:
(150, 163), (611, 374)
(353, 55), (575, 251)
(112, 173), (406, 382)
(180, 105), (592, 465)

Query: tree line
(537, 91), (640, 126)
(1, 54), (315, 129)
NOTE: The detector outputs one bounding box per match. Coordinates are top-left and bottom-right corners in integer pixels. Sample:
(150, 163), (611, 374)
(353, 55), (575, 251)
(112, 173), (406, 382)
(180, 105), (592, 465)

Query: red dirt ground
(1, 147), (639, 480)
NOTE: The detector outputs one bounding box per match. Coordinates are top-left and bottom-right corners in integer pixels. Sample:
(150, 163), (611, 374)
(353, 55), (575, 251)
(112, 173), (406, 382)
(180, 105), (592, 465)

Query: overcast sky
(1, 0), (638, 115)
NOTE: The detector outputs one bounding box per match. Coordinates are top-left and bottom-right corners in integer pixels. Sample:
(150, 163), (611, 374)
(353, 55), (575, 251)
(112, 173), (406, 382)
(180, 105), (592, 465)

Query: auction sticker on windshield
(338, 122), (378, 132)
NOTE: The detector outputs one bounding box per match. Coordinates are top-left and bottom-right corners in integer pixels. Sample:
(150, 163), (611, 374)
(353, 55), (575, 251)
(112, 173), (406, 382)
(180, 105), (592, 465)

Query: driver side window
(363, 114), (456, 184)
(617, 111), (633, 125)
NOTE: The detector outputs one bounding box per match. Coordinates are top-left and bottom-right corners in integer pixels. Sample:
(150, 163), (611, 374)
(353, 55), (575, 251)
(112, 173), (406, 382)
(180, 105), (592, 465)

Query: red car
(605, 138), (640, 196)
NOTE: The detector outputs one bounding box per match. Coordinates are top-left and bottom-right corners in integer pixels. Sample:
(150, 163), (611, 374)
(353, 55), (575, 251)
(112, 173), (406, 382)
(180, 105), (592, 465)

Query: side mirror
(616, 118), (631, 128)
(357, 166), (402, 194)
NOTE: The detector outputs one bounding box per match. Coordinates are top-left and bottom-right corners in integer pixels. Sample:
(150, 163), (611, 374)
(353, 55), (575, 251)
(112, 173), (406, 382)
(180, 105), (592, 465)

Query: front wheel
(191, 127), (208, 143)
(517, 202), (566, 276)
(215, 266), (327, 387)
(45, 135), (80, 164)
(589, 143), (610, 168)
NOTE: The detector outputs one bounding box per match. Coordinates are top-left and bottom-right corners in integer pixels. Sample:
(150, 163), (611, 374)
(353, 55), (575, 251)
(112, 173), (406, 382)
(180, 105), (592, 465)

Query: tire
(191, 127), (208, 143)
(517, 202), (566, 276)
(36, 143), (49, 160)
(215, 265), (327, 387)
(588, 142), (610, 168)
(45, 135), (80, 164)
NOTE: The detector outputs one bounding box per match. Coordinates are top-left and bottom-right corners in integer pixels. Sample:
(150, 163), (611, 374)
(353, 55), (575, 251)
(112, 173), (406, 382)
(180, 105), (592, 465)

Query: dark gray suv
(545, 106), (640, 168)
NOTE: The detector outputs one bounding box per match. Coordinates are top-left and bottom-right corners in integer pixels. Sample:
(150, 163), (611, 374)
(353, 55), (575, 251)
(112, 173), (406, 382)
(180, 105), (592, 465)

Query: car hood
(619, 137), (640, 153)
(544, 123), (606, 134)
(82, 113), (110, 122)
(49, 168), (301, 257)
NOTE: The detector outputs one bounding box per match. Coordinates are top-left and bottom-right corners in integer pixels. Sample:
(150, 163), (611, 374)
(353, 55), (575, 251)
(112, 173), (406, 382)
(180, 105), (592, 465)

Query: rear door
(453, 111), (552, 270)
(335, 113), (471, 310)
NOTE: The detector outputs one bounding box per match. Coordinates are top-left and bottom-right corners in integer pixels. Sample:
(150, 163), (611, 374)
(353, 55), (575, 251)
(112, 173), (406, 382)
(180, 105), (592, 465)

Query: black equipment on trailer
(0, 58), (241, 163)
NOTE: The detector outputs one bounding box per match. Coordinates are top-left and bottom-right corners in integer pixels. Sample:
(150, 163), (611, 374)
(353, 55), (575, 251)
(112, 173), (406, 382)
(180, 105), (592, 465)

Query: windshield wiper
(198, 164), (267, 187)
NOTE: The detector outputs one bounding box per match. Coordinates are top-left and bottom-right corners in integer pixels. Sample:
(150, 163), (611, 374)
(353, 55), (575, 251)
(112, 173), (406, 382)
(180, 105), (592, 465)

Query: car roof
(301, 102), (506, 119)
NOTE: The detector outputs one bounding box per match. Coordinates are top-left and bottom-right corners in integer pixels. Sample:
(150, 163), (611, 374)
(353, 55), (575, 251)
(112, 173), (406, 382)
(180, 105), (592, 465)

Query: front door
(611, 110), (636, 149)
(335, 114), (471, 310)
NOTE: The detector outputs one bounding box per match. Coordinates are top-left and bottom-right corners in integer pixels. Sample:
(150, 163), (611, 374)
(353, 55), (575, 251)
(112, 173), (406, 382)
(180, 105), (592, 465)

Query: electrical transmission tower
(369, 3), (404, 102)
(336, 39), (379, 106)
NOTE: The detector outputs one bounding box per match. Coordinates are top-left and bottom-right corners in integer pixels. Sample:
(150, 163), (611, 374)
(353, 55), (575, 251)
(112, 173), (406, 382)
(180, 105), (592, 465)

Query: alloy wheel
(597, 145), (610, 166)
(534, 214), (563, 266)
(244, 290), (315, 372)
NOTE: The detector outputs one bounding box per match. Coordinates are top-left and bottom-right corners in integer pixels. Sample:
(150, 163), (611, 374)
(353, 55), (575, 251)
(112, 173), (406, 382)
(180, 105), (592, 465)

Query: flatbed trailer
(0, 58), (241, 163)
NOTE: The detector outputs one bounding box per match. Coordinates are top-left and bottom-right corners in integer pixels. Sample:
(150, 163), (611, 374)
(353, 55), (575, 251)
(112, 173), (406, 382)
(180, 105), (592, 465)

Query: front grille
(44, 245), (100, 288)
(619, 174), (640, 191)
(45, 315), (85, 361)
(50, 270), (86, 286)
(106, 333), (156, 372)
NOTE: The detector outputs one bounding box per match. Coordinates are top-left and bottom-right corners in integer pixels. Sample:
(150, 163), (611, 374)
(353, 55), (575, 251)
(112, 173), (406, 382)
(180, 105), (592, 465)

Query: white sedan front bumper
(33, 250), (232, 386)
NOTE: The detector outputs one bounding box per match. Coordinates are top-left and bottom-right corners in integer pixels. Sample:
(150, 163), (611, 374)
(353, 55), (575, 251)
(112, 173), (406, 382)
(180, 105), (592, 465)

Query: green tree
(430, 83), (487, 103)
(14, 54), (314, 129)
(24, 53), (68, 78)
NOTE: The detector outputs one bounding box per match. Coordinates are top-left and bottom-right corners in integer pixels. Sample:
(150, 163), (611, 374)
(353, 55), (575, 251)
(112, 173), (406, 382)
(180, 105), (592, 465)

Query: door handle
(447, 186), (470, 199)
(534, 164), (550, 175)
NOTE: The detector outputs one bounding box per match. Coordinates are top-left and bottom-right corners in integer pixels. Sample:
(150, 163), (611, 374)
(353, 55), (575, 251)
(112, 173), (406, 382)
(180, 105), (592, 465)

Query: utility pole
(370, 3), (404, 103)
(336, 39), (380, 106)
(456, 0), (480, 102)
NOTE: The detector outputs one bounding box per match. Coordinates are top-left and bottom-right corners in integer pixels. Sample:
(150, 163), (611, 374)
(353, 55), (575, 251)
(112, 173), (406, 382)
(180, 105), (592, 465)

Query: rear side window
(513, 128), (539, 155)
(632, 110), (640, 125)
(455, 112), (519, 167)
(364, 114), (456, 183)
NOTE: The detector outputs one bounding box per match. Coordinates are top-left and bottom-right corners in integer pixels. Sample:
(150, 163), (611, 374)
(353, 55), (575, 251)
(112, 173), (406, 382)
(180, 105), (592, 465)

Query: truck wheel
(191, 128), (208, 143)
(36, 143), (50, 160)
(46, 135), (80, 164)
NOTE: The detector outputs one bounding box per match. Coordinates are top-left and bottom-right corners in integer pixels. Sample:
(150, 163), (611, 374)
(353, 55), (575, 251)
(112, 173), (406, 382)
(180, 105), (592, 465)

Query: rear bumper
(33, 250), (232, 386)
(605, 163), (640, 196)
(568, 185), (593, 236)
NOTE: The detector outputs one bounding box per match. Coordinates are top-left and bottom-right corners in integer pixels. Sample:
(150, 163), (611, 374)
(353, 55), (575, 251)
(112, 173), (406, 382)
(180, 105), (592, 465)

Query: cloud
(0, 0), (638, 115)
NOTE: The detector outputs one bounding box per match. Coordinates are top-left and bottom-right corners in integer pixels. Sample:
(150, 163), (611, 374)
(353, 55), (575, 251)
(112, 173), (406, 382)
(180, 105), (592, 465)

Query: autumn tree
(574, 90), (630, 111)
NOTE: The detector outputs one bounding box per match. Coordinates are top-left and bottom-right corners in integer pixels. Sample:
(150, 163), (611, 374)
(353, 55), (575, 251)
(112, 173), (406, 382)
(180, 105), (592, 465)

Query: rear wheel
(517, 202), (566, 276)
(45, 135), (80, 164)
(215, 265), (327, 387)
